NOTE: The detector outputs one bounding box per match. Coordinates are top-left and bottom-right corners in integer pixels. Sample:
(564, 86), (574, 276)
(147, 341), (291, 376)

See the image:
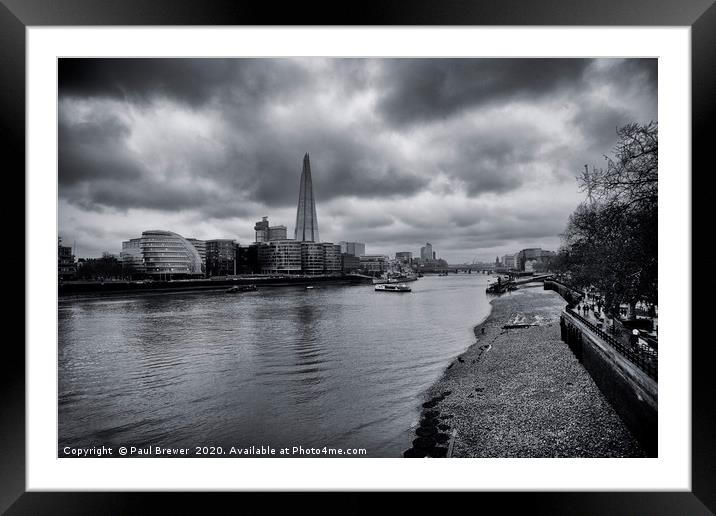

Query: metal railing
(566, 307), (657, 381)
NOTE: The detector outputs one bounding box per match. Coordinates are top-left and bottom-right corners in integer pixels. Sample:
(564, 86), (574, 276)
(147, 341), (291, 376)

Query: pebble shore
(403, 285), (644, 458)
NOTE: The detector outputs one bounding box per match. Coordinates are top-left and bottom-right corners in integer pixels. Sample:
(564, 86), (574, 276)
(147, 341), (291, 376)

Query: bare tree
(585, 122), (658, 211)
(561, 122), (658, 317)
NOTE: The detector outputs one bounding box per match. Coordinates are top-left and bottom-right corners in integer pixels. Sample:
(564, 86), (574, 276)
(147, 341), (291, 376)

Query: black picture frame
(3, 0), (712, 513)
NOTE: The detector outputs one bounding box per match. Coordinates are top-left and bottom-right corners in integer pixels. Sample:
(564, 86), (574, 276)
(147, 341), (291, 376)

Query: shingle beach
(404, 285), (644, 458)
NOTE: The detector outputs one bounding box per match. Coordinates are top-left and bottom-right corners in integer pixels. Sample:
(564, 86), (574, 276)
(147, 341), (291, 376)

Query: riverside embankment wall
(543, 279), (583, 306)
(59, 275), (366, 297)
(546, 281), (658, 456)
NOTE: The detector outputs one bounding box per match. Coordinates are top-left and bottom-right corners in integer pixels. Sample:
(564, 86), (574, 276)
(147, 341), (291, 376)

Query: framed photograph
(5, 0), (713, 512)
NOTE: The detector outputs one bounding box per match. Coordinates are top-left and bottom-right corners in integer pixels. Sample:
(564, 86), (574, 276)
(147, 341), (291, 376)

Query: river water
(58, 274), (493, 457)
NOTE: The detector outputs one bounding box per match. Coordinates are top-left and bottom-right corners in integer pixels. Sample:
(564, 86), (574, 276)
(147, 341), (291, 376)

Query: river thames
(58, 274), (493, 457)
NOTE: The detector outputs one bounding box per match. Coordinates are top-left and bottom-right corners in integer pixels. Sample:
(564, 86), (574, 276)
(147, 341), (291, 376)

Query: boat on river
(373, 274), (418, 285)
(375, 283), (411, 293)
(226, 284), (257, 293)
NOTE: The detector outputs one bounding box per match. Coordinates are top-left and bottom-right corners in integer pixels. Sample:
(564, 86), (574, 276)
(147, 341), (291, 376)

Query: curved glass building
(140, 230), (203, 278)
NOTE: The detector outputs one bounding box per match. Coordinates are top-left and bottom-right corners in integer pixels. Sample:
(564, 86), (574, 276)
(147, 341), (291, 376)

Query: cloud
(376, 59), (591, 126)
(58, 58), (657, 261)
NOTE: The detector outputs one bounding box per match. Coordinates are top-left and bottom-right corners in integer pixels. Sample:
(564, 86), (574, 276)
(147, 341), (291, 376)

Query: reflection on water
(58, 275), (493, 457)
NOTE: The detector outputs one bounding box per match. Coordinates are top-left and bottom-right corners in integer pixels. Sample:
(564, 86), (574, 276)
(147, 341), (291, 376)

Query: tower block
(294, 153), (320, 242)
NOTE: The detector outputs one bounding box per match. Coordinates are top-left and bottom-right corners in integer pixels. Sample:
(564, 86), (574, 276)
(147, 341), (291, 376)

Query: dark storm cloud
(57, 58), (657, 260)
(432, 127), (552, 196)
(59, 115), (143, 185)
(58, 104), (255, 217)
(203, 133), (429, 208)
(377, 59), (591, 126)
(59, 58), (312, 107)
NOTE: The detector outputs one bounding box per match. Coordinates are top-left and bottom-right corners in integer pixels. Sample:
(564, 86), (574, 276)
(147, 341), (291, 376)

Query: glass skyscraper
(294, 153), (319, 242)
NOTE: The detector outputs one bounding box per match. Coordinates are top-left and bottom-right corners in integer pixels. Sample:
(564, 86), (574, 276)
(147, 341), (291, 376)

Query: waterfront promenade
(405, 285), (644, 458)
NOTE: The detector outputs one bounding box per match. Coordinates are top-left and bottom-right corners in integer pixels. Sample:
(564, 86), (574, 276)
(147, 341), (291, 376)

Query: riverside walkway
(545, 279), (658, 380)
(569, 304), (658, 380)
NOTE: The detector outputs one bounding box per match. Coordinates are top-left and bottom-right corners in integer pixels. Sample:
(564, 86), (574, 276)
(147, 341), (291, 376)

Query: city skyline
(58, 58), (657, 262)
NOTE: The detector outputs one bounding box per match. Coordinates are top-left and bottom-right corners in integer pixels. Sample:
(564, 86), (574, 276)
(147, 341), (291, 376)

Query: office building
(140, 230), (203, 278)
(268, 225), (287, 241)
(258, 239), (302, 275)
(186, 238), (207, 275)
(502, 254), (516, 269)
(322, 243), (342, 275)
(206, 239), (237, 276)
(341, 254), (361, 274)
(395, 251), (413, 264)
(254, 217), (270, 243)
(359, 254), (389, 274)
(515, 248), (556, 272)
(121, 238), (145, 277)
(58, 238), (76, 280)
(420, 242), (434, 261)
(294, 153), (320, 242)
(339, 241), (366, 257)
(301, 241), (325, 275)
(236, 244), (260, 274)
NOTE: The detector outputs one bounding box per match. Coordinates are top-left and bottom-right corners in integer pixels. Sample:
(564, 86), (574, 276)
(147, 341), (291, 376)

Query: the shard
(294, 153), (320, 242)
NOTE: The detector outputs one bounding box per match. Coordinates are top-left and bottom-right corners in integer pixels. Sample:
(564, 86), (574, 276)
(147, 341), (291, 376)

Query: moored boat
(226, 284), (257, 293)
(375, 283), (411, 292)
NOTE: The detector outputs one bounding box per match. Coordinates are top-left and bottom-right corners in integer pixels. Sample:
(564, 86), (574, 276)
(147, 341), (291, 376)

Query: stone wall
(544, 279), (583, 306)
(560, 311), (658, 456)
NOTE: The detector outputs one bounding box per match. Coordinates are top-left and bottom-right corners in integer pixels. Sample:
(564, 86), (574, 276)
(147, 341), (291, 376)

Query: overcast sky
(58, 58), (656, 263)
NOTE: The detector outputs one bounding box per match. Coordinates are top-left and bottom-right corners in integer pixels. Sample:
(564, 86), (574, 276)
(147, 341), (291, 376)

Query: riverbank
(404, 284), (644, 458)
(58, 274), (368, 297)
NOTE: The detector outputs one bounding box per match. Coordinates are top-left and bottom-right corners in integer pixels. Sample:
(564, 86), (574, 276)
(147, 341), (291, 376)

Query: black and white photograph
(57, 57), (658, 459)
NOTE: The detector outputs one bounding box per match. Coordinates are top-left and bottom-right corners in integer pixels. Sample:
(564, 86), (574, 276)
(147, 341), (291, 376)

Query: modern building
(359, 254), (389, 274)
(339, 241), (366, 257)
(420, 242), (434, 261)
(502, 254), (516, 269)
(258, 239), (302, 275)
(255, 216), (288, 243)
(341, 254), (361, 274)
(395, 251), (413, 264)
(206, 239), (237, 277)
(236, 244), (260, 274)
(121, 238), (145, 277)
(322, 243), (342, 275)
(268, 225), (287, 241)
(186, 238), (207, 275)
(515, 248), (556, 272)
(294, 153), (320, 242)
(254, 217), (270, 243)
(301, 241), (325, 275)
(58, 238), (76, 280)
(140, 230), (203, 278)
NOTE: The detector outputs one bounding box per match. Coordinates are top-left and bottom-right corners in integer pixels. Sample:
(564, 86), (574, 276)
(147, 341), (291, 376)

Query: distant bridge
(445, 264), (510, 274)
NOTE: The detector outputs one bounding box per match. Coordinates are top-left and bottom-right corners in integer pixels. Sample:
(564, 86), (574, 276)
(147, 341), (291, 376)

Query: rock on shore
(403, 284), (644, 458)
